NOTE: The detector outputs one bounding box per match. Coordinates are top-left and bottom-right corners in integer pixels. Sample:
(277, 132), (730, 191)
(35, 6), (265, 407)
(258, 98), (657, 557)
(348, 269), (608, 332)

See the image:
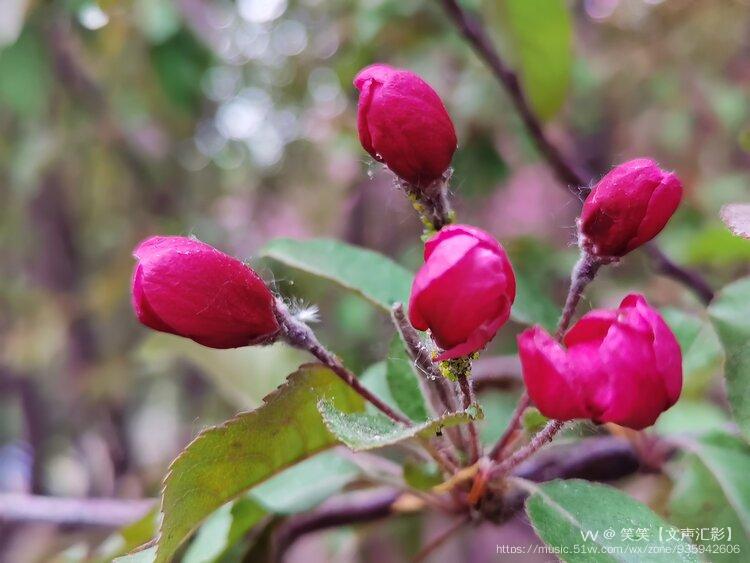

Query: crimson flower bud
(579, 158), (682, 259)
(354, 63), (457, 188)
(408, 225), (516, 361)
(518, 294), (682, 430)
(131, 236), (279, 349)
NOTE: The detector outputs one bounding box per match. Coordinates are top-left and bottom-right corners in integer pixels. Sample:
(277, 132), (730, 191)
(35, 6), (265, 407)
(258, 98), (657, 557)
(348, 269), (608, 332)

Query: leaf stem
(274, 299), (410, 425)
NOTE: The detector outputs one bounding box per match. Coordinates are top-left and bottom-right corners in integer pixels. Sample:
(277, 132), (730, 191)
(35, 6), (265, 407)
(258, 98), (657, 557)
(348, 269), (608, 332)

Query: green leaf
(708, 278), (750, 441)
(154, 364), (365, 563)
(676, 433), (750, 537)
(114, 547), (156, 563)
(138, 336), (308, 410)
(150, 28), (212, 112)
(318, 400), (481, 451)
(661, 308), (723, 397)
(507, 239), (561, 330)
(359, 361), (398, 411)
(262, 238), (412, 312)
(669, 434), (750, 561)
(250, 451), (361, 514)
(525, 479), (699, 562)
(502, 0), (573, 120)
(403, 460), (443, 491)
(0, 30), (52, 118)
(451, 132), (509, 198)
(687, 225), (750, 267)
(386, 336), (429, 422)
(655, 400), (728, 437)
(182, 498), (266, 563)
(98, 509), (159, 562)
(478, 389), (523, 445)
(522, 406), (548, 435)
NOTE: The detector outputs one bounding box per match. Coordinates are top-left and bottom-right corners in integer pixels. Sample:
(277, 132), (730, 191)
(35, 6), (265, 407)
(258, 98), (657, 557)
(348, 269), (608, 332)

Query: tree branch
(644, 243), (714, 303)
(0, 494), (154, 528)
(271, 488), (401, 562)
(439, 0), (588, 193)
(438, 0), (714, 305)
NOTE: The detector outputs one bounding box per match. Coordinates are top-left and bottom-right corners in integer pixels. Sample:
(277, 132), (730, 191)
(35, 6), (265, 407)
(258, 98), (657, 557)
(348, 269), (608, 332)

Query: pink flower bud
(579, 158), (682, 258)
(132, 236), (279, 349)
(518, 294), (682, 430)
(354, 63), (457, 188)
(408, 225), (516, 361)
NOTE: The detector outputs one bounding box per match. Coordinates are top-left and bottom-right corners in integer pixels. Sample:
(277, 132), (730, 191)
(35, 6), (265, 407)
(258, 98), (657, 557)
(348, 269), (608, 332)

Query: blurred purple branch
(412, 515), (471, 563)
(438, 0), (714, 305)
(0, 494), (154, 528)
(0, 439), (640, 556)
(271, 488), (401, 563)
(644, 244), (715, 304)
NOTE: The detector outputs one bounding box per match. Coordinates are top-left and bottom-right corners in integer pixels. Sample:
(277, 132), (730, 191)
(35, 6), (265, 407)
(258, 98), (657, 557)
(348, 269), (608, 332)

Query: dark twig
(514, 435), (640, 483)
(645, 243), (714, 304)
(271, 488), (400, 563)
(439, 0), (587, 192)
(438, 0), (714, 305)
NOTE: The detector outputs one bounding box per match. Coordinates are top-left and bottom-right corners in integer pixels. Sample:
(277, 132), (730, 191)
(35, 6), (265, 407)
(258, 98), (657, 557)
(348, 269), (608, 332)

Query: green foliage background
(1, 0), (750, 561)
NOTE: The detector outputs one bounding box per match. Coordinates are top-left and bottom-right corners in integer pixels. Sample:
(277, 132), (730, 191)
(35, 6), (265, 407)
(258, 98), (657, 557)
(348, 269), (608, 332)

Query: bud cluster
(131, 63), (686, 433)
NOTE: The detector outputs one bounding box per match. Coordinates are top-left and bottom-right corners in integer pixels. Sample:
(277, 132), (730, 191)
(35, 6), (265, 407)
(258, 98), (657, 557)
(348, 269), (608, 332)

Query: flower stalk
(489, 420), (566, 480)
(489, 250), (602, 463)
(274, 299), (411, 426)
(391, 304), (465, 455)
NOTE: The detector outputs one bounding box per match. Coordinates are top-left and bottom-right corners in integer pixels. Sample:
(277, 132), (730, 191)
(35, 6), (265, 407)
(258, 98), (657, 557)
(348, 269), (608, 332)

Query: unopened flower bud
(409, 225), (516, 361)
(579, 159), (682, 259)
(132, 236), (279, 348)
(518, 294), (682, 430)
(354, 63), (457, 188)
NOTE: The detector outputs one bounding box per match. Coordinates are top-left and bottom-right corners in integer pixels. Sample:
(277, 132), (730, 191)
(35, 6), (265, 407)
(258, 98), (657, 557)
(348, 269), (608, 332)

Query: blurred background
(0, 0), (749, 561)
